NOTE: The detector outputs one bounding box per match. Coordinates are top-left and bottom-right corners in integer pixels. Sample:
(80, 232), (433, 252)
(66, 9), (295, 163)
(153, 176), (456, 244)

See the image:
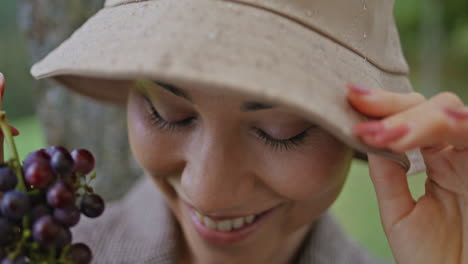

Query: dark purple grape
(1, 258), (14, 264)
(0, 256), (28, 264)
(55, 226), (72, 248)
(0, 217), (15, 246)
(71, 149), (95, 175)
(50, 151), (74, 177)
(69, 243), (92, 264)
(47, 181), (75, 209)
(53, 205), (80, 227)
(80, 194), (105, 218)
(16, 257), (28, 264)
(45, 146), (68, 158)
(23, 149), (50, 171)
(1, 191), (30, 221)
(24, 162), (54, 189)
(30, 204), (52, 222)
(0, 167), (17, 192)
(32, 215), (61, 247)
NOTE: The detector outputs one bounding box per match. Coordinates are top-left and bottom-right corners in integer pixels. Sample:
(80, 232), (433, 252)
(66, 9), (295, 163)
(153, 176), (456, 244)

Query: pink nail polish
(445, 107), (468, 119)
(372, 124), (410, 145)
(347, 84), (372, 95)
(353, 121), (385, 135)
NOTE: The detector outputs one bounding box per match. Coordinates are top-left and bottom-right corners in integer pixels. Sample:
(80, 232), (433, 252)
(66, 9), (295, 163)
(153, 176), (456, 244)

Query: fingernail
(445, 107), (468, 120)
(372, 124), (410, 145)
(353, 120), (385, 135)
(347, 84), (372, 95)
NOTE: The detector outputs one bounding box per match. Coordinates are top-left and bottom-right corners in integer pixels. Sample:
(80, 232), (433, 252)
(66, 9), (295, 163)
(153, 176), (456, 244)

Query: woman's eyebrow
(153, 81), (193, 102)
(241, 102), (277, 112)
(153, 81), (277, 112)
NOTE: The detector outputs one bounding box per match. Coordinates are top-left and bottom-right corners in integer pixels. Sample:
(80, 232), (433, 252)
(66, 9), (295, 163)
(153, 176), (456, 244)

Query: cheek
(127, 92), (184, 176)
(257, 135), (353, 201)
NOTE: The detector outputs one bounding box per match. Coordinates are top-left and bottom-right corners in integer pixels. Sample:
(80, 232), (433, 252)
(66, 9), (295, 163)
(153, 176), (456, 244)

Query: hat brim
(30, 0), (425, 174)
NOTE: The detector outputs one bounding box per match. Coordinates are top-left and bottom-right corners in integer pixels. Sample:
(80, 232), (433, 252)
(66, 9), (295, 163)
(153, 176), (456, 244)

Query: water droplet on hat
(363, 2), (367, 10)
(363, 33), (367, 39)
(208, 31), (218, 40)
(306, 10), (312, 17)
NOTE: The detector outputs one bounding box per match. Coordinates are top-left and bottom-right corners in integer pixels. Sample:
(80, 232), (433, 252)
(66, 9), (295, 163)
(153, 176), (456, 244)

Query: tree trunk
(420, 0), (443, 97)
(16, 0), (142, 201)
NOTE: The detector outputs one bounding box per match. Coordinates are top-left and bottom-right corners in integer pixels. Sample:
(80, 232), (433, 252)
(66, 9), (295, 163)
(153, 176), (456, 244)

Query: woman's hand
(347, 84), (467, 264)
(0, 73), (20, 163)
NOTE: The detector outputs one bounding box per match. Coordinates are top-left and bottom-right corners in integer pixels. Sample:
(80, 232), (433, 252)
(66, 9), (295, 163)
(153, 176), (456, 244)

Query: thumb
(367, 153), (416, 233)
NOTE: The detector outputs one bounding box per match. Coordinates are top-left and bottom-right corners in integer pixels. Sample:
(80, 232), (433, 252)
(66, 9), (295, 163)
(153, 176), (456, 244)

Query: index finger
(347, 84), (426, 117)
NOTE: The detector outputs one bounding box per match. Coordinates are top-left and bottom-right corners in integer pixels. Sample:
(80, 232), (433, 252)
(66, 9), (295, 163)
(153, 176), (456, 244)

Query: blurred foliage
(0, 1), (35, 119)
(394, 0), (468, 100)
(6, 116), (45, 161)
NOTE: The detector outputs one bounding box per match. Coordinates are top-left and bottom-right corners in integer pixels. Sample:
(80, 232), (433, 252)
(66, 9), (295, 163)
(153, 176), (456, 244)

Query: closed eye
(142, 94), (195, 132)
(253, 127), (312, 151)
(140, 92), (313, 151)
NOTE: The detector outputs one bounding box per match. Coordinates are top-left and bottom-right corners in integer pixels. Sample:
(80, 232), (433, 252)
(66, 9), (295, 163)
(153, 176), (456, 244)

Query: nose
(181, 128), (255, 215)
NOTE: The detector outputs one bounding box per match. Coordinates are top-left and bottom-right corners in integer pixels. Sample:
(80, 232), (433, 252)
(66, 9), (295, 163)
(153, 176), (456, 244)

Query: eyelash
(253, 128), (310, 151)
(145, 101), (195, 132)
(142, 95), (311, 151)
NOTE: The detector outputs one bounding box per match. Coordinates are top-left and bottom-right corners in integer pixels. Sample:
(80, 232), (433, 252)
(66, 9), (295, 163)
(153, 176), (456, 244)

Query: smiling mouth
(189, 205), (278, 233)
(196, 211), (257, 232)
(184, 202), (282, 246)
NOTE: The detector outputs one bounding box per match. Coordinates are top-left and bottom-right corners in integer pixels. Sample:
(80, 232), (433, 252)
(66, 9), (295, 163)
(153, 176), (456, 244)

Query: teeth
(203, 217), (217, 229)
(232, 217), (244, 229)
(217, 220), (232, 232)
(197, 211), (257, 232)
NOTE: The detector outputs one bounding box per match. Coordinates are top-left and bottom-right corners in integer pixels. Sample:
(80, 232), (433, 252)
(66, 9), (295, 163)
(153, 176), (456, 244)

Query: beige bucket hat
(30, 0), (426, 175)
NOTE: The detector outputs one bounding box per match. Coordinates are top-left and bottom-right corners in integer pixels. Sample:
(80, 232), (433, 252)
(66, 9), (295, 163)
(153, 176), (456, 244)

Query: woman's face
(127, 81), (354, 264)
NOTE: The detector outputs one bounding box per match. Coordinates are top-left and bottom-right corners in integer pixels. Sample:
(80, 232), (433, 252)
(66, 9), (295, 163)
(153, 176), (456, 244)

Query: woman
(24, 0), (468, 263)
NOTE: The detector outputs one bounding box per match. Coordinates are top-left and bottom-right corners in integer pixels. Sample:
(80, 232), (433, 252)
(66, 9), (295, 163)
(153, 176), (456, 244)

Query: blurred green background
(0, 0), (467, 261)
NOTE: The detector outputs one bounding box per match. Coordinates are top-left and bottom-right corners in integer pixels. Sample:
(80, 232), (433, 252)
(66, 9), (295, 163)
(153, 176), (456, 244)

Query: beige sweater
(72, 177), (390, 264)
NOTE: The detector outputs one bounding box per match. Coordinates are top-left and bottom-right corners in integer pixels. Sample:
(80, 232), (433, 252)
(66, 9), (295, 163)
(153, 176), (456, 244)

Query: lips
(185, 203), (281, 246)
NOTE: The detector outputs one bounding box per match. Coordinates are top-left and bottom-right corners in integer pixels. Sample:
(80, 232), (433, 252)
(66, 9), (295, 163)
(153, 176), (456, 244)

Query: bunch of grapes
(0, 136), (105, 263)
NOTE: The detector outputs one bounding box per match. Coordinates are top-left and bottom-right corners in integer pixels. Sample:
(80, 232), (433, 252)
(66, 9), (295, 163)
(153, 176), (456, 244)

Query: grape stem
(48, 248), (56, 263)
(58, 244), (71, 263)
(0, 111), (27, 192)
(8, 229), (31, 260)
